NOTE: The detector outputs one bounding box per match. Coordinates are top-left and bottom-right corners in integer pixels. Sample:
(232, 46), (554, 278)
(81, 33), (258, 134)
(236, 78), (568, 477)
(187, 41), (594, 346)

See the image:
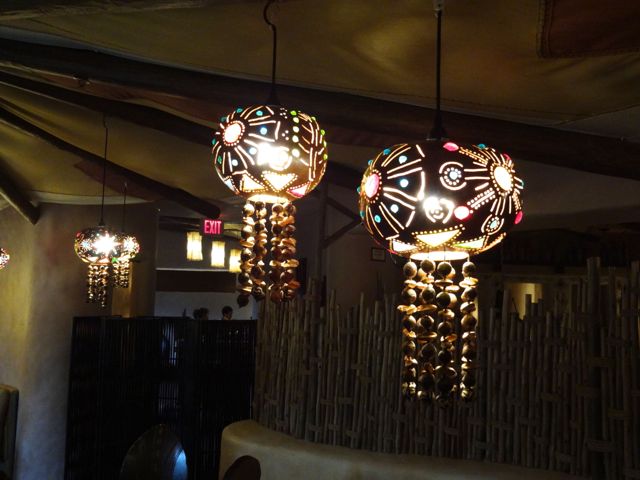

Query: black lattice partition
(65, 317), (256, 480)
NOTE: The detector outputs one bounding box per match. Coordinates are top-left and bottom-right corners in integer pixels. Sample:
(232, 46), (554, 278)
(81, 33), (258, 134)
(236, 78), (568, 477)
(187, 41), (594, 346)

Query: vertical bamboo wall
(253, 259), (640, 479)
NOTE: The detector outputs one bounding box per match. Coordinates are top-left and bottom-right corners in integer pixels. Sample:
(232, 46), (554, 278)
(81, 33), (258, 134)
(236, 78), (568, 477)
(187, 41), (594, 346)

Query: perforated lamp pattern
(359, 141), (523, 261)
(74, 226), (122, 307)
(213, 105), (327, 203)
(212, 104), (328, 306)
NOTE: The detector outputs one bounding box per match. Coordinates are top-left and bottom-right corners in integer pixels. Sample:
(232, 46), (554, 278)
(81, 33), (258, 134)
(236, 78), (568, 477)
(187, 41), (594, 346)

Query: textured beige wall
(0, 202), (157, 480)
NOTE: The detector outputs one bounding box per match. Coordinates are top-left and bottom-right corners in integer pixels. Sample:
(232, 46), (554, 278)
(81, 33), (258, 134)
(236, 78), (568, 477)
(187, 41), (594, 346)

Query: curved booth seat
(220, 420), (582, 480)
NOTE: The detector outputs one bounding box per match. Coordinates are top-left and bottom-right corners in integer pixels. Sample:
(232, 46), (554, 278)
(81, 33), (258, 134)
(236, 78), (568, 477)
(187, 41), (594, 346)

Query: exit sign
(203, 219), (223, 235)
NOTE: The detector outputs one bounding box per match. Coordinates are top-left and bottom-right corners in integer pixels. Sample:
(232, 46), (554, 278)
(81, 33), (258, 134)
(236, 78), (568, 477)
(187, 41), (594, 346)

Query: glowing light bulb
(494, 166), (513, 192)
(257, 143), (292, 171)
(443, 142), (459, 152)
(94, 233), (116, 256)
(423, 196), (454, 223)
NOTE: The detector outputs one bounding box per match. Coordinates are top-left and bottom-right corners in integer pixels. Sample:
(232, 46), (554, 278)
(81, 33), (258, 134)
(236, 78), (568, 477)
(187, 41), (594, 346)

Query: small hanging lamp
(358, 1), (523, 404)
(0, 248), (9, 269)
(186, 232), (203, 261)
(210, 240), (226, 268)
(211, 0), (328, 306)
(114, 182), (140, 289)
(74, 115), (123, 307)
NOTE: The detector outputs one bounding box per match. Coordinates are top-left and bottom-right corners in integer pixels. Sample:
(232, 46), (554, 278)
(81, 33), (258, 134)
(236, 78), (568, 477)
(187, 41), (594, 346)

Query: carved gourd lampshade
(359, 141), (523, 261)
(213, 106), (327, 204)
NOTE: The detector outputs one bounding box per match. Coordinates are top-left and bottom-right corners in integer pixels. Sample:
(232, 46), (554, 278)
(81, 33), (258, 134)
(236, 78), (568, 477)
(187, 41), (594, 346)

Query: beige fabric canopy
(0, 0), (637, 216)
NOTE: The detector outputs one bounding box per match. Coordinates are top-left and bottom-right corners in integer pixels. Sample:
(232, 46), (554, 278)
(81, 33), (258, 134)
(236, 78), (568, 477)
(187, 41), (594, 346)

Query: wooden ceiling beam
(0, 70), (364, 189)
(0, 38), (638, 180)
(0, 106), (221, 219)
(0, 70), (211, 145)
(0, 1), (220, 20)
(0, 159), (40, 224)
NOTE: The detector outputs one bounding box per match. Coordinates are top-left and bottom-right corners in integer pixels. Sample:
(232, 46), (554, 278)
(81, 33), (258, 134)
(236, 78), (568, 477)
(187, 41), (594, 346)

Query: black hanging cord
(99, 114), (109, 225)
(263, 0), (280, 104)
(429, 1), (447, 140)
(121, 181), (128, 232)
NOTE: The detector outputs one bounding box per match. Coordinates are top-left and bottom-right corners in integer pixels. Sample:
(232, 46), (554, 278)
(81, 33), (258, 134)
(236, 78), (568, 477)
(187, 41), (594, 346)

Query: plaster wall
(0, 202), (157, 480)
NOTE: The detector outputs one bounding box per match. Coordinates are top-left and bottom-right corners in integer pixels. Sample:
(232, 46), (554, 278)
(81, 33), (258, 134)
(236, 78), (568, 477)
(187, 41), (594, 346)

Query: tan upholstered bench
(220, 420), (582, 480)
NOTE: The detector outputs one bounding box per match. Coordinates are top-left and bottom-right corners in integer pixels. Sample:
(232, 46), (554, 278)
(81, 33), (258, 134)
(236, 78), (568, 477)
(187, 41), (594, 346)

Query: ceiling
(0, 0), (638, 228)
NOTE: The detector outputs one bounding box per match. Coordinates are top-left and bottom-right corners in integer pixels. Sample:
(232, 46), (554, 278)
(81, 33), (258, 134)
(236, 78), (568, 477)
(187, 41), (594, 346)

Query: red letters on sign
(203, 219), (222, 235)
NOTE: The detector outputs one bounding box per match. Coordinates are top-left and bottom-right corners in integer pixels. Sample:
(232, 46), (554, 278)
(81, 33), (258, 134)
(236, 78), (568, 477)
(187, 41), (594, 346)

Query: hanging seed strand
(280, 202), (298, 302)
(399, 260), (419, 398)
(251, 201), (268, 301)
(96, 264), (110, 308)
(434, 261), (458, 406)
(268, 203), (286, 303)
(269, 202), (298, 303)
(414, 259), (437, 401)
(459, 260), (478, 401)
(87, 264), (98, 303)
(119, 261), (131, 288)
(237, 201), (256, 307)
(114, 260), (131, 288)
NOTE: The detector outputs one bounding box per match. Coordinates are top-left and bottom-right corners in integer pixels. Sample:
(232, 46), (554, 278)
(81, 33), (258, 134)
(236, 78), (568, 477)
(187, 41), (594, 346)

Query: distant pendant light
(211, 0), (328, 306)
(186, 232), (203, 261)
(358, 1), (524, 403)
(114, 182), (140, 289)
(74, 115), (123, 308)
(228, 248), (242, 273)
(210, 240), (226, 268)
(0, 248), (9, 269)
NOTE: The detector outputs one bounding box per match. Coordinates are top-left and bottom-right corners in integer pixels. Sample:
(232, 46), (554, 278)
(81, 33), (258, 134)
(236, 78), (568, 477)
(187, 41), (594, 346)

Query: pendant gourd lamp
(211, 0), (328, 306)
(114, 182), (140, 289)
(358, 1), (524, 403)
(0, 248), (9, 269)
(74, 115), (123, 307)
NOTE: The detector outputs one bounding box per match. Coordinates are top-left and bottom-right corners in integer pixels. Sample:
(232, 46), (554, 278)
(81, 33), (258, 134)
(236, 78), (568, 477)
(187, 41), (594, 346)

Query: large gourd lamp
(212, 0), (328, 306)
(114, 182), (140, 289)
(358, 1), (523, 403)
(74, 116), (123, 307)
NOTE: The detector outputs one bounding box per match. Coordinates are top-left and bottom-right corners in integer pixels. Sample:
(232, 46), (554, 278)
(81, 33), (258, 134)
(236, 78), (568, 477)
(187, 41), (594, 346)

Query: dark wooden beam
(0, 71), (365, 189)
(0, 106), (221, 218)
(0, 1), (215, 20)
(0, 71), (211, 145)
(0, 158), (40, 224)
(309, 189), (360, 221)
(322, 218), (361, 250)
(0, 38), (638, 180)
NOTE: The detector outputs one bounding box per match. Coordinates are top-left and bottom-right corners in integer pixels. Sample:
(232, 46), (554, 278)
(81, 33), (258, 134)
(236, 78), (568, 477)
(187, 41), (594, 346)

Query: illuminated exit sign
(203, 219), (223, 235)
